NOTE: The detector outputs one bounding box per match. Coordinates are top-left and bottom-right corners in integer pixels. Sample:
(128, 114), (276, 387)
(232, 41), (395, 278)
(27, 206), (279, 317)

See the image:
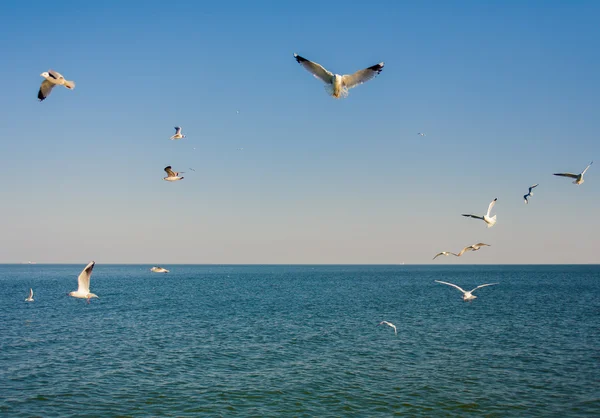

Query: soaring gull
(378, 321), (397, 335)
(25, 288), (34, 302)
(554, 161), (593, 185)
(462, 198), (497, 228)
(293, 53), (384, 99)
(38, 70), (75, 101)
(170, 127), (186, 140)
(163, 166), (184, 181)
(523, 184), (538, 204)
(150, 266), (170, 273)
(456, 243), (490, 257)
(435, 280), (498, 302)
(433, 251), (458, 260)
(68, 261), (98, 303)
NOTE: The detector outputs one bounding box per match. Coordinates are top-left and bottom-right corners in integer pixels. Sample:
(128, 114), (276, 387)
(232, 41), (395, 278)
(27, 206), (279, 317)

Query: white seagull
(25, 288), (34, 302)
(457, 243), (491, 257)
(378, 321), (397, 335)
(433, 251), (458, 260)
(418, 133), (426, 136)
(462, 198), (498, 228)
(435, 280), (498, 302)
(163, 166), (184, 181)
(554, 161), (593, 185)
(293, 53), (384, 99)
(170, 127), (186, 140)
(68, 261), (98, 303)
(150, 266), (169, 273)
(523, 184), (539, 204)
(38, 70), (75, 101)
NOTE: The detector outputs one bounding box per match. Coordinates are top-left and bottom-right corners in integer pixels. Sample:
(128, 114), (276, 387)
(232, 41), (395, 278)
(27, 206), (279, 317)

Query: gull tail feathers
(64, 80), (76, 90)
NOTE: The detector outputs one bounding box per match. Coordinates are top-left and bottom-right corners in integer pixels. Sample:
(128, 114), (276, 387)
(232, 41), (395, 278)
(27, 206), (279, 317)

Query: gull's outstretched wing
(469, 283), (498, 293)
(29, 288), (33, 298)
(486, 198), (497, 218)
(294, 54), (334, 84)
(435, 280), (467, 294)
(457, 246), (473, 257)
(48, 70), (63, 80)
(581, 161), (593, 175)
(77, 261), (95, 293)
(38, 80), (55, 101)
(341, 62), (384, 89)
(528, 184), (539, 193)
(433, 252), (458, 260)
(174, 127), (181, 134)
(554, 173), (578, 179)
(164, 166), (176, 177)
(433, 252), (445, 260)
(524, 194), (529, 204)
(462, 214), (484, 220)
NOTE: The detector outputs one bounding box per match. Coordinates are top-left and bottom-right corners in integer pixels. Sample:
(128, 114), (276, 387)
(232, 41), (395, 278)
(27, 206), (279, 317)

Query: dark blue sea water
(1, 264), (599, 417)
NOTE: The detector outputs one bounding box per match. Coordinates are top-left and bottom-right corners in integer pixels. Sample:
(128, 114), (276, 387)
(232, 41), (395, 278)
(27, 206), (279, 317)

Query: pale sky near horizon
(0, 0), (599, 264)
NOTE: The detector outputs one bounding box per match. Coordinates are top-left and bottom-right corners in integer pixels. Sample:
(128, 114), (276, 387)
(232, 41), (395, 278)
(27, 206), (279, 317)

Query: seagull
(150, 266), (169, 273)
(293, 53), (384, 99)
(523, 184), (539, 204)
(237, 148), (244, 151)
(188, 168), (196, 172)
(38, 70), (76, 101)
(457, 243), (491, 257)
(554, 161), (593, 185)
(418, 133), (426, 136)
(163, 166), (184, 181)
(68, 261), (98, 303)
(462, 198), (498, 228)
(378, 321), (397, 335)
(25, 288), (34, 302)
(433, 251), (458, 260)
(435, 280), (498, 302)
(170, 127), (186, 140)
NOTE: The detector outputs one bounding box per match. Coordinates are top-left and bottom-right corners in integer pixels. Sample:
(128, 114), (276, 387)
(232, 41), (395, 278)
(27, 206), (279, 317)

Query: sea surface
(1, 264), (599, 417)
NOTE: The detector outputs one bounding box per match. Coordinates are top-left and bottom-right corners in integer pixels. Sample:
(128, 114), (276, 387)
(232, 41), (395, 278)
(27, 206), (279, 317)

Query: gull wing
(524, 194), (529, 204)
(174, 127), (181, 134)
(469, 283), (498, 293)
(473, 243), (490, 248)
(435, 280), (467, 294)
(341, 62), (384, 89)
(486, 198), (497, 217)
(164, 166), (176, 177)
(77, 261), (95, 293)
(462, 214), (484, 220)
(48, 70), (64, 80)
(457, 246), (474, 257)
(433, 252), (445, 260)
(29, 288), (33, 298)
(294, 54), (334, 84)
(553, 173), (578, 179)
(581, 161), (593, 175)
(528, 184), (539, 193)
(38, 80), (55, 101)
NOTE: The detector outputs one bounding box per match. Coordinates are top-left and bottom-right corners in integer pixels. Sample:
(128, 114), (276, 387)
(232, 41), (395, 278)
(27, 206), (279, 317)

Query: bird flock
(26, 56), (594, 333)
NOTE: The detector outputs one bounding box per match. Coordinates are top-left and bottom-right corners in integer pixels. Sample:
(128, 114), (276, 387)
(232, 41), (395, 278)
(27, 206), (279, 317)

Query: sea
(1, 264), (598, 417)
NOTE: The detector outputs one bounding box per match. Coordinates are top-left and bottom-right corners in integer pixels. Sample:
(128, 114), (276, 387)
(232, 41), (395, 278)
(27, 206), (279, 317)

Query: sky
(0, 0), (599, 264)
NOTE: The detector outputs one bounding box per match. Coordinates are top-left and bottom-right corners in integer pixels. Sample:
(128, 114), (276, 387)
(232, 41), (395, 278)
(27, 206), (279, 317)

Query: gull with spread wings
(25, 288), (34, 302)
(456, 243), (491, 257)
(163, 166), (184, 182)
(38, 70), (75, 101)
(523, 184), (538, 204)
(433, 251), (458, 260)
(462, 198), (497, 228)
(68, 261), (98, 303)
(170, 127), (186, 140)
(293, 53), (384, 99)
(378, 321), (397, 335)
(554, 161), (593, 185)
(435, 280), (498, 302)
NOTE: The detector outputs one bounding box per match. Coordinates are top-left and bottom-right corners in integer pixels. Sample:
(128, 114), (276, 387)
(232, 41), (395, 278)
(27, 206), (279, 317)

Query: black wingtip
(294, 53), (307, 63)
(367, 62), (384, 74)
(37, 89), (45, 101)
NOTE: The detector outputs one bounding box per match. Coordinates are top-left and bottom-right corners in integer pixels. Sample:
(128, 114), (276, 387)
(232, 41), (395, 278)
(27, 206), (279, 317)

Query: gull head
(40, 72), (49, 79)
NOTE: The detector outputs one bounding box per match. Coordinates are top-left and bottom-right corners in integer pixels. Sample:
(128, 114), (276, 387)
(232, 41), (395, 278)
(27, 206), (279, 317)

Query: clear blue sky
(1, 0), (598, 264)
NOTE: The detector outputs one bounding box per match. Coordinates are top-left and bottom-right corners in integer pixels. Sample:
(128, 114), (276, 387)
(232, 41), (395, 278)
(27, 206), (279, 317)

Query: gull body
(433, 251), (458, 260)
(457, 243), (491, 257)
(163, 166), (184, 181)
(293, 53), (384, 99)
(38, 70), (75, 101)
(435, 280), (498, 301)
(170, 127), (186, 140)
(523, 184), (539, 204)
(554, 161), (593, 185)
(150, 266), (169, 273)
(378, 321), (397, 335)
(25, 288), (34, 302)
(68, 261), (98, 303)
(462, 198), (498, 228)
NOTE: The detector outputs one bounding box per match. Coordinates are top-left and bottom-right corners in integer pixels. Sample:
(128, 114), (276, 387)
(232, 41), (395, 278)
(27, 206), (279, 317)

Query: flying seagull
(433, 251), (458, 260)
(68, 261), (98, 303)
(554, 161), (593, 185)
(38, 70), (76, 101)
(378, 321), (397, 335)
(523, 184), (539, 204)
(418, 133), (426, 136)
(293, 53), (384, 99)
(25, 288), (34, 302)
(170, 127), (186, 140)
(457, 243), (491, 257)
(435, 280), (498, 302)
(462, 198), (498, 228)
(150, 266), (169, 273)
(163, 166), (184, 181)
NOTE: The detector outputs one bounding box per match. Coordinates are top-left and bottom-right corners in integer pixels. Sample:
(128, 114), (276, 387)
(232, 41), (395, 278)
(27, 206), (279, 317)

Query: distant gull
(170, 127), (186, 140)
(188, 168), (196, 172)
(237, 148), (244, 151)
(38, 70), (75, 101)
(462, 198), (497, 228)
(25, 288), (34, 302)
(164, 166), (184, 181)
(293, 53), (384, 99)
(457, 243), (490, 257)
(554, 161), (593, 185)
(68, 261), (98, 303)
(150, 266), (169, 273)
(418, 133), (426, 136)
(523, 184), (538, 204)
(435, 280), (498, 302)
(433, 251), (458, 260)
(378, 321), (397, 335)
